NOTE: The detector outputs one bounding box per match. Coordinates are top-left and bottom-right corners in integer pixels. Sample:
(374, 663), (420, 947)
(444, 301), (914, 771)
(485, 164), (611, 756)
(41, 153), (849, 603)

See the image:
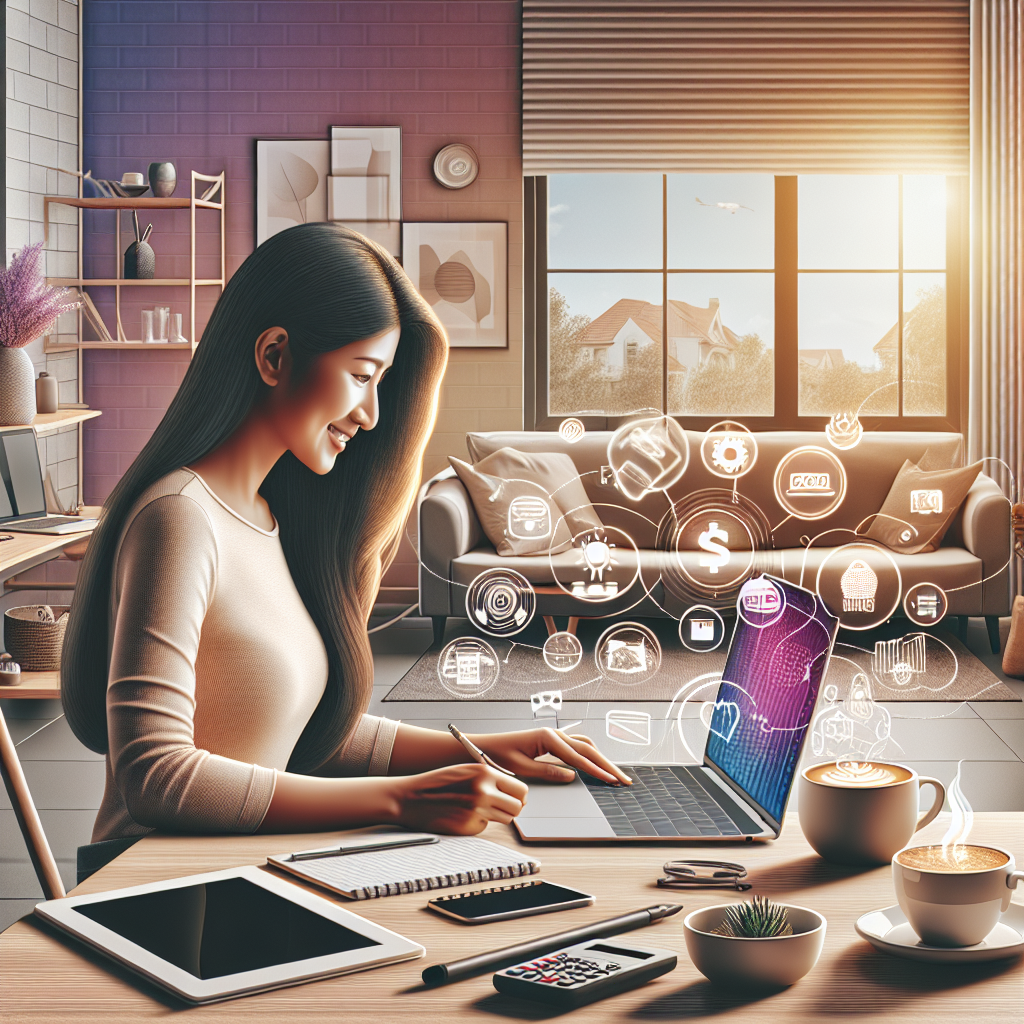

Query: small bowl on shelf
(683, 903), (826, 989)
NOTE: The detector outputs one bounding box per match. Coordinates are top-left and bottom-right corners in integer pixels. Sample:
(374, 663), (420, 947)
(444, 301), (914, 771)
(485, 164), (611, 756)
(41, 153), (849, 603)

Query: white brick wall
(6, 0), (80, 503)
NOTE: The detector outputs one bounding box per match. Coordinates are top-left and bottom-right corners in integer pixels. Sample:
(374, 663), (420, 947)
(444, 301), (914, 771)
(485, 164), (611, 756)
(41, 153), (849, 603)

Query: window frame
(524, 175), (968, 434)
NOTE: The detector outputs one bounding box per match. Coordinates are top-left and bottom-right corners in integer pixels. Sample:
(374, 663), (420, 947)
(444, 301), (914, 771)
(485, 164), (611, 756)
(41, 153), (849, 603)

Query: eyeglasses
(657, 859), (752, 891)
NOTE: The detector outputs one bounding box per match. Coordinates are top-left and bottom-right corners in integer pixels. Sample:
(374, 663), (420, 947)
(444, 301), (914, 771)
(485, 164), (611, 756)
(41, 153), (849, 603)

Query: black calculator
(492, 937), (677, 1008)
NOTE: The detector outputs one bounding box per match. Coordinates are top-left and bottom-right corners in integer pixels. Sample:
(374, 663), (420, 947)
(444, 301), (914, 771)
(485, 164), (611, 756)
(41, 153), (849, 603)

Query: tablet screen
(77, 876), (380, 980)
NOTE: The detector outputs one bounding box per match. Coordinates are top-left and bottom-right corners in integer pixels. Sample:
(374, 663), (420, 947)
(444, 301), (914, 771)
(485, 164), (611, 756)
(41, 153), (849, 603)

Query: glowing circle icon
(700, 421), (758, 480)
(543, 631), (584, 673)
(737, 575), (787, 629)
(679, 605), (726, 653)
(815, 543), (902, 630)
(437, 637), (500, 698)
(607, 415), (690, 501)
(773, 446), (848, 521)
(465, 567), (536, 637)
(558, 417), (586, 444)
(595, 622), (662, 685)
(825, 412), (864, 451)
(674, 507), (756, 591)
(904, 582), (948, 626)
(550, 524), (640, 604)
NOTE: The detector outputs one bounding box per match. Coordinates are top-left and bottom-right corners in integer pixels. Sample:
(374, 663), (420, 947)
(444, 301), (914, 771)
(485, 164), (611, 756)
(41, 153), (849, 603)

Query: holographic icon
(465, 567), (536, 637)
(872, 635), (927, 686)
(595, 622), (662, 684)
(910, 489), (944, 515)
(700, 700), (741, 743)
(825, 411), (864, 450)
(711, 436), (748, 475)
(558, 417), (585, 444)
(737, 575), (786, 629)
(543, 631), (584, 673)
(697, 521), (730, 575)
(679, 605), (726, 652)
(810, 673), (891, 761)
(700, 421), (758, 480)
(506, 496), (551, 540)
(553, 523), (640, 603)
(773, 446), (847, 520)
(530, 690), (563, 721)
(607, 415), (690, 501)
(605, 709), (651, 746)
(578, 533), (616, 581)
(841, 560), (878, 613)
(904, 582), (948, 626)
(437, 637), (500, 698)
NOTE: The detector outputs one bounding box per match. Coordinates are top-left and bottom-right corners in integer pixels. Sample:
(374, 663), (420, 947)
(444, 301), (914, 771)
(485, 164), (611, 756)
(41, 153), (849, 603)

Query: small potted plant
(0, 243), (81, 425)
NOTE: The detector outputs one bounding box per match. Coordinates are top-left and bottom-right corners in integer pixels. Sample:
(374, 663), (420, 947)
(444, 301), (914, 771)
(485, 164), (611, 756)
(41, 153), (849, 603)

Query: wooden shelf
(0, 409), (101, 434)
(47, 278), (224, 288)
(44, 341), (192, 351)
(0, 670), (60, 700)
(44, 196), (222, 211)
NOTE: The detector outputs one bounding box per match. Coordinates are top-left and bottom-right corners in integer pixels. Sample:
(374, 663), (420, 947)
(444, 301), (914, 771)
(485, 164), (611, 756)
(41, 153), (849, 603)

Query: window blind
(523, 1), (970, 173)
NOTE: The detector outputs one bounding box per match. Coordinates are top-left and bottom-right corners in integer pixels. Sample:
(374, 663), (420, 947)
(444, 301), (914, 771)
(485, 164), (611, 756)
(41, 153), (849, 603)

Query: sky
(548, 173), (946, 367)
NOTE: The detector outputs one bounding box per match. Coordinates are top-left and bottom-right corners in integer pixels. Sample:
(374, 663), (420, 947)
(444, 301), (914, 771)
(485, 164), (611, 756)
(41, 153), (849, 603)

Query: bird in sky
(695, 197), (754, 214)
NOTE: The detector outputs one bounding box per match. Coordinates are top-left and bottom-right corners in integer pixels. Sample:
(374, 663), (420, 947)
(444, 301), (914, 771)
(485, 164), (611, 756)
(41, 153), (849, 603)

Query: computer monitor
(0, 428), (47, 523)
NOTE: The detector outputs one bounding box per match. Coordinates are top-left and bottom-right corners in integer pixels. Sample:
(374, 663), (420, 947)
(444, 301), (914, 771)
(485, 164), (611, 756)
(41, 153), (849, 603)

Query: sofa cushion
(449, 448), (603, 556)
(861, 459), (982, 554)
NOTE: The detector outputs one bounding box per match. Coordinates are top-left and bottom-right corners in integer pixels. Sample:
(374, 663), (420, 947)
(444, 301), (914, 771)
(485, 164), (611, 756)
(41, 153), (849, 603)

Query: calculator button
(506, 968), (525, 976)
(606, 963), (621, 971)
(521, 971), (541, 980)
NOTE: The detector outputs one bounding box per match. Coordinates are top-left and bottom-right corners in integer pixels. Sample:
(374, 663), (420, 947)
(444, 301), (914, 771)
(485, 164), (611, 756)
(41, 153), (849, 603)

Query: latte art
(820, 761), (898, 787)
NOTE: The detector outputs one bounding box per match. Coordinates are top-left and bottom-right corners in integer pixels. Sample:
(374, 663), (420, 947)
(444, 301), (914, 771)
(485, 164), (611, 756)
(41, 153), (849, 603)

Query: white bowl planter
(0, 347), (38, 425)
(683, 903), (826, 989)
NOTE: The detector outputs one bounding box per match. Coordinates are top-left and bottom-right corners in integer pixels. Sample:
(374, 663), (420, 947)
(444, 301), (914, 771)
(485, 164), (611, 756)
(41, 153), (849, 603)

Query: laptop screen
(0, 429), (46, 521)
(704, 575), (838, 828)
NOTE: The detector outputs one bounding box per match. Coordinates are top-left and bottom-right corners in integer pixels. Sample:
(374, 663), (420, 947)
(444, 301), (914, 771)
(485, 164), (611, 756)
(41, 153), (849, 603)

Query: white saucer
(856, 903), (1024, 963)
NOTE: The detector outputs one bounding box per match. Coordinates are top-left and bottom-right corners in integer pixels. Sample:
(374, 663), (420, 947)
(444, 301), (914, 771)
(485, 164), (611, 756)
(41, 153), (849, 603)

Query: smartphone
(426, 880), (594, 924)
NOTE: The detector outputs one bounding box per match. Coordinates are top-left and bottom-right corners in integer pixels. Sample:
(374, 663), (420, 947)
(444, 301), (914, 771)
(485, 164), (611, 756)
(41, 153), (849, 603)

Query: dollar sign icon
(698, 521), (730, 575)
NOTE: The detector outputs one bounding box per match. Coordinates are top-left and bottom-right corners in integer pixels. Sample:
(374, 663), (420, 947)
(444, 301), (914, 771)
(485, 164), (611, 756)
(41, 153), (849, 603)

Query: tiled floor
(3, 617), (1022, 935)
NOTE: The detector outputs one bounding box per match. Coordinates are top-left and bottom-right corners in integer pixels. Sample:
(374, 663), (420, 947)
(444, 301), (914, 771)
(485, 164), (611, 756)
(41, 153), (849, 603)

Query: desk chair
(0, 704), (65, 900)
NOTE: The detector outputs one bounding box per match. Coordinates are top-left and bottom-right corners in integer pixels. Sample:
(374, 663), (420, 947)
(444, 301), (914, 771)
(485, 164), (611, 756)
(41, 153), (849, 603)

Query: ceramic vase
(35, 371), (58, 414)
(0, 347), (38, 425)
(124, 240), (155, 279)
(148, 162), (176, 198)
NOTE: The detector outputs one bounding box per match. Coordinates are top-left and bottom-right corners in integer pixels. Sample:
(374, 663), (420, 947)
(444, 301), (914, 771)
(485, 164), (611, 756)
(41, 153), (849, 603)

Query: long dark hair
(61, 223), (447, 772)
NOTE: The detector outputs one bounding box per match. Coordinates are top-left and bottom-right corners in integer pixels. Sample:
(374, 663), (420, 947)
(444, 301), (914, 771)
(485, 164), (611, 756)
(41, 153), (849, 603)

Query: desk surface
(0, 812), (1021, 1022)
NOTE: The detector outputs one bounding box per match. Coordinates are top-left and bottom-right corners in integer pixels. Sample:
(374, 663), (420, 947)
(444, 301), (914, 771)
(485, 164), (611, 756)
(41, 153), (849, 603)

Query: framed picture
(402, 222), (508, 348)
(255, 140), (329, 246)
(327, 126), (401, 256)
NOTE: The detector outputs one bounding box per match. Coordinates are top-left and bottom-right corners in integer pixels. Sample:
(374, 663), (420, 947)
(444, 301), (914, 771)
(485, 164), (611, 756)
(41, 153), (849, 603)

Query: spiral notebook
(267, 835), (541, 901)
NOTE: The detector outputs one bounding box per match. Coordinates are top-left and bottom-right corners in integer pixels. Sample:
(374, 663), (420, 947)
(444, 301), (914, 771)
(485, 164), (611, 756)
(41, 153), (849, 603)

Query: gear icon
(711, 436), (748, 475)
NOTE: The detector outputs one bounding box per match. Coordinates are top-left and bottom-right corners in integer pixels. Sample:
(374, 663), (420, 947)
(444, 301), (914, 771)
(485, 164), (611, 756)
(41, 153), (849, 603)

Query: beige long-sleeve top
(92, 468), (398, 843)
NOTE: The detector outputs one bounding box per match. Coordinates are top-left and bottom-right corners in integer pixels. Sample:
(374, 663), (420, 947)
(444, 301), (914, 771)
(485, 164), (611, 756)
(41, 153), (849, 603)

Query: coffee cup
(893, 844), (1024, 946)
(798, 760), (945, 865)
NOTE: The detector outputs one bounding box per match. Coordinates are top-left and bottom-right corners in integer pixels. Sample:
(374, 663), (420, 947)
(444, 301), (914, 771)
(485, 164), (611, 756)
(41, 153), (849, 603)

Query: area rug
(383, 618), (1020, 703)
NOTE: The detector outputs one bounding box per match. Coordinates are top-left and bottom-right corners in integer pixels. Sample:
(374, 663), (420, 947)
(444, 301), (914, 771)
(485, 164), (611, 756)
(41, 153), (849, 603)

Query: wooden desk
(0, 510), (99, 700)
(0, 812), (1020, 1022)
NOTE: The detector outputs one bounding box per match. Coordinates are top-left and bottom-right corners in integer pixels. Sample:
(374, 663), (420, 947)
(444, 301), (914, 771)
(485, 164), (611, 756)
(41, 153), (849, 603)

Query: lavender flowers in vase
(0, 243), (81, 425)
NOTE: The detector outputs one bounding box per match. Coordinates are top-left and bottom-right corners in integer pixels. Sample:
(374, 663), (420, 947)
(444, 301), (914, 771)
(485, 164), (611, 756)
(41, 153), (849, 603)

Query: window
(526, 175), (965, 431)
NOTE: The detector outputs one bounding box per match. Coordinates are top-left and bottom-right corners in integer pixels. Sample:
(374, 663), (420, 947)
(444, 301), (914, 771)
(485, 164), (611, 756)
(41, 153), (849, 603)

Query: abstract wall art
(255, 140), (329, 245)
(403, 222), (507, 348)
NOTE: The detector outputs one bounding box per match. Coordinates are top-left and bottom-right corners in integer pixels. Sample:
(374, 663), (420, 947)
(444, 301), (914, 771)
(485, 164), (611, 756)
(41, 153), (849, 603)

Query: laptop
(514, 574), (839, 842)
(0, 427), (97, 534)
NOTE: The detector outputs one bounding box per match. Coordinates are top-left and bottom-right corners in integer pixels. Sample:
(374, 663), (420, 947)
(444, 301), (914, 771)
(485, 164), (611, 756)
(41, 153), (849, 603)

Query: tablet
(34, 864), (425, 1004)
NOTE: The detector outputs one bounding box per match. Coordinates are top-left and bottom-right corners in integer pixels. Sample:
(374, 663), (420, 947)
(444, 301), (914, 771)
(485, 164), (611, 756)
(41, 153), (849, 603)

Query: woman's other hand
(471, 728), (632, 786)
(393, 763), (528, 835)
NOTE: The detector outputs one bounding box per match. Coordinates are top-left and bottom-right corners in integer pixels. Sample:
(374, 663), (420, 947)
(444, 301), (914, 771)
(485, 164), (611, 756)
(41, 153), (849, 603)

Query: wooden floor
(2, 617), (1024, 935)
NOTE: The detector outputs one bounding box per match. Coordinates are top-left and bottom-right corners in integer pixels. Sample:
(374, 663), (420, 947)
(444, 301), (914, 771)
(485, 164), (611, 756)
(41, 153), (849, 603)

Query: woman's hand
(470, 728), (632, 786)
(391, 763), (529, 835)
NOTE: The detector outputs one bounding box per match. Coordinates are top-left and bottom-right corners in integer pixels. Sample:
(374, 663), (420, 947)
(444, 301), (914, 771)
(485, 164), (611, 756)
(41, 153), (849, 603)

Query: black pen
(422, 903), (684, 986)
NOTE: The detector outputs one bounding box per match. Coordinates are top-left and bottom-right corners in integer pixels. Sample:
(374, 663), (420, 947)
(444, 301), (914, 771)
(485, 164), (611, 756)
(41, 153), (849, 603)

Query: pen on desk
(287, 835), (437, 862)
(422, 903), (684, 986)
(448, 723), (517, 777)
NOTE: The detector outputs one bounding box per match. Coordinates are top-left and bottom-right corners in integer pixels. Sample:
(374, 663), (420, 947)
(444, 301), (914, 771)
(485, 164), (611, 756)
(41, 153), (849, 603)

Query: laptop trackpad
(516, 777), (616, 838)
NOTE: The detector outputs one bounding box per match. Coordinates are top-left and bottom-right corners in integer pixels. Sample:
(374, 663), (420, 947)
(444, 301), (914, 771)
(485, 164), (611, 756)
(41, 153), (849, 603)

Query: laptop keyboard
(581, 765), (758, 838)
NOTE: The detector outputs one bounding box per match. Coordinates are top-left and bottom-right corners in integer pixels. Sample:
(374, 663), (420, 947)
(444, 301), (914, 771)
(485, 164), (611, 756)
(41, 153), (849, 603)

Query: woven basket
(4, 605), (69, 671)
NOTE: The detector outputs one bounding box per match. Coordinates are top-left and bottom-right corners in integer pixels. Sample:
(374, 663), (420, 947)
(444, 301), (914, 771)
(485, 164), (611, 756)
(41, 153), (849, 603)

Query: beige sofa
(418, 430), (1011, 651)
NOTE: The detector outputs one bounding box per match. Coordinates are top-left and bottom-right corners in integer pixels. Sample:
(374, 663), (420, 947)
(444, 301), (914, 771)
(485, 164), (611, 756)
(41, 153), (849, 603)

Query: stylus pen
(421, 903), (684, 986)
(287, 836), (437, 862)
(448, 723), (517, 777)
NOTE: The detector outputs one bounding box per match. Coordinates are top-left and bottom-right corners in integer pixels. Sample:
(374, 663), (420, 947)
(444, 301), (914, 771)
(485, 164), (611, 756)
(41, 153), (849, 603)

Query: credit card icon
(605, 709), (651, 746)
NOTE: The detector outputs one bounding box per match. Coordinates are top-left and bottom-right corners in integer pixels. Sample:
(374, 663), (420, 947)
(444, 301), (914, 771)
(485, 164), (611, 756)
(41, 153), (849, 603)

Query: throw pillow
(861, 459), (982, 555)
(449, 448), (604, 556)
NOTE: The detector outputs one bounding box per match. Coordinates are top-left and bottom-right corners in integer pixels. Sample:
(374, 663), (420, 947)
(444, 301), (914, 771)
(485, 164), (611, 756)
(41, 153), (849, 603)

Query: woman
(62, 224), (627, 851)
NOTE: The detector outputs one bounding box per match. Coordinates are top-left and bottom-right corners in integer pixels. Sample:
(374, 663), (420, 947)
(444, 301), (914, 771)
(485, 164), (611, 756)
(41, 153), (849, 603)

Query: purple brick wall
(82, 2), (524, 592)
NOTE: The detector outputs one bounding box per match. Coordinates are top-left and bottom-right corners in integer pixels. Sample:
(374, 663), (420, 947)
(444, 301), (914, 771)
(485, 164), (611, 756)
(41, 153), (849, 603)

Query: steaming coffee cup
(798, 760), (945, 865)
(893, 844), (1024, 946)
